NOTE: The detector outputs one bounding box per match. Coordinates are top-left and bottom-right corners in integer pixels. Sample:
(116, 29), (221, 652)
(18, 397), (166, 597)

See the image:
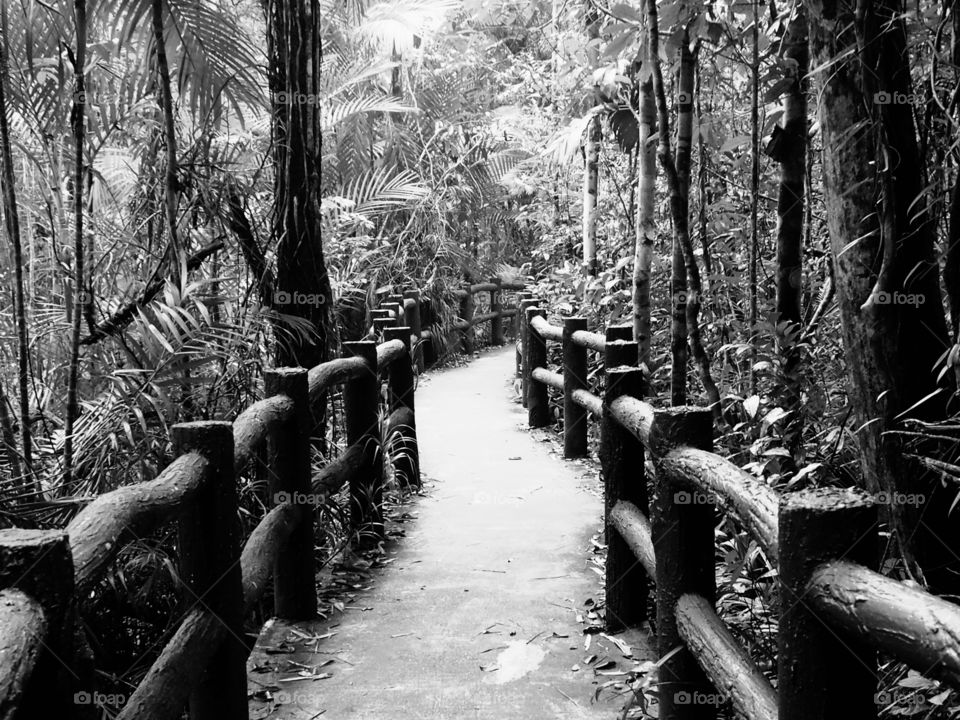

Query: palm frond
(321, 94), (419, 131)
(338, 167), (429, 216)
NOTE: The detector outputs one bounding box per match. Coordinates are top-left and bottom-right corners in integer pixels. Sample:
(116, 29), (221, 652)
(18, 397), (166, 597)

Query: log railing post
(382, 301), (403, 326)
(265, 368), (316, 620)
(421, 295), (437, 368)
(778, 488), (878, 720)
(490, 278), (504, 345)
(606, 324), (633, 343)
(403, 290), (424, 372)
(604, 326), (639, 368)
(562, 317), (588, 458)
(342, 341), (384, 545)
(601, 365), (646, 632)
(518, 298), (539, 408)
(525, 306), (550, 427)
(650, 407), (715, 720)
(0, 529), (77, 716)
(384, 327), (420, 489)
(373, 316), (394, 339)
(369, 308), (392, 323)
(172, 421), (246, 720)
(459, 286), (475, 354)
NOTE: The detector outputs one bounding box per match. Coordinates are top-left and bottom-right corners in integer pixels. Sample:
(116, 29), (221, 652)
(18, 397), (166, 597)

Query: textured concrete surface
(248, 346), (651, 719)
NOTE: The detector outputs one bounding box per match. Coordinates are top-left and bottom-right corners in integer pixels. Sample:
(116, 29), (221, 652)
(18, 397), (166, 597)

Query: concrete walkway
(248, 347), (651, 719)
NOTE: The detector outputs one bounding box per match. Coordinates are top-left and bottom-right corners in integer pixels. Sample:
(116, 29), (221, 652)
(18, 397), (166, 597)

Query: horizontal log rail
(0, 589), (45, 713)
(0, 289), (451, 719)
(450, 277), (525, 353)
(570, 387), (602, 415)
(0, 283), (530, 719)
(518, 294), (960, 720)
(531, 366), (563, 391)
(676, 593), (778, 720)
(807, 560), (960, 688)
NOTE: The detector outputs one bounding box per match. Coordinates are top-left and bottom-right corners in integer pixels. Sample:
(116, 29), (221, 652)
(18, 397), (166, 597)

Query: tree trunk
(670, 236), (687, 405)
(583, 117), (600, 277)
(774, 7), (807, 458)
(267, 0), (333, 369)
(0, 2), (35, 492)
(650, 21), (721, 414)
(582, 2), (600, 277)
(748, 0), (760, 395)
(633, 77), (657, 367)
(808, 0), (960, 594)
(63, 0), (87, 488)
(947, 179), (960, 337)
(153, 0), (181, 280)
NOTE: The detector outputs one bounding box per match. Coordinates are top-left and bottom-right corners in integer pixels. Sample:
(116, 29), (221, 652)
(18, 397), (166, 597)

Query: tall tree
(632, 76), (657, 367)
(583, 1), (600, 277)
(0, 1), (35, 492)
(772, 5), (807, 456)
(63, 0), (88, 487)
(648, 17), (721, 414)
(808, 0), (960, 593)
(153, 0), (182, 282)
(748, 0), (760, 395)
(266, 0), (333, 369)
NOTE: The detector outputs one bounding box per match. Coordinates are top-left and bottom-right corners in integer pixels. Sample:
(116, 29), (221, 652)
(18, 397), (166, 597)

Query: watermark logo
(74, 691), (126, 707)
(473, 491), (522, 506)
(274, 491), (325, 506)
(73, 90), (123, 104)
(674, 490), (716, 506)
(873, 91), (920, 106)
(875, 491), (925, 507)
(271, 690), (315, 705)
(872, 291), (925, 307)
(274, 290), (326, 308)
(273, 91), (319, 106)
(674, 690), (728, 706)
(875, 689), (925, 710)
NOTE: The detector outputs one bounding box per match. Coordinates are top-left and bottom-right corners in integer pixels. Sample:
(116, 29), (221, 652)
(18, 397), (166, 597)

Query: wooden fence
(519, 300), (960, 720)
(0, 286), (521, 720)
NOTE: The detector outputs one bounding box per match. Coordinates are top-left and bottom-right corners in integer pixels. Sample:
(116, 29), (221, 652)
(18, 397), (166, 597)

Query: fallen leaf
(601, 633), (633, 658)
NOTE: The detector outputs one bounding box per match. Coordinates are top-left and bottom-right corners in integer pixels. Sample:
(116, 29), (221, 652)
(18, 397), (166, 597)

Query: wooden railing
(452, 279), (526, 355)
(0, 287), (523, 720)
(519, 301), (960, 720)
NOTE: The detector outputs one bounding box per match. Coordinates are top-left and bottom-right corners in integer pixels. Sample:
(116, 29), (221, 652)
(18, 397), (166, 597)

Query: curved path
(248, 347), (650, 719)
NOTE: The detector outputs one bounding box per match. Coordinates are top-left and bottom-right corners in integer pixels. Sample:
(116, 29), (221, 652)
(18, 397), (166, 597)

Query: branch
(224, 187), (274, 308)
(79, 241), (224, 346)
